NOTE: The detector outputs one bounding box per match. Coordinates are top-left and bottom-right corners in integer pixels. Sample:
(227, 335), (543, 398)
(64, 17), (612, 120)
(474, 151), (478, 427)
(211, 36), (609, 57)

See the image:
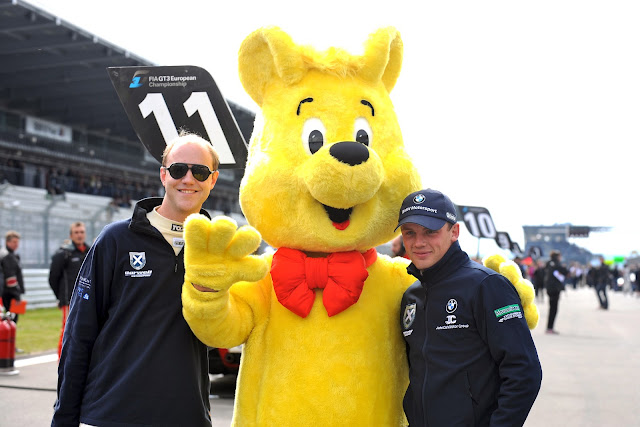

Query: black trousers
(547, 291), (560, 330)
(596, 283), (609, 309)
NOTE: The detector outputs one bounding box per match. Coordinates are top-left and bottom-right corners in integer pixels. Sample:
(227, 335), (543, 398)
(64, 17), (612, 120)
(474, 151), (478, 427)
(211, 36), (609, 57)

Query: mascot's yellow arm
(181, 262), (272, 349)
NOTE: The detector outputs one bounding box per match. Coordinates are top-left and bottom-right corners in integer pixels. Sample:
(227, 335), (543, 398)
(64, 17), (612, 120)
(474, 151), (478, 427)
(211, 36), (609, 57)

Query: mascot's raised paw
(484, 254), (539, 329)
(183, 214), (268, 291)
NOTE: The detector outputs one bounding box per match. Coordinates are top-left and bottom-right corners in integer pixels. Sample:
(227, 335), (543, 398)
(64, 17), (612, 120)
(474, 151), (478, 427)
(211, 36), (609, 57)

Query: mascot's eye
(354, 117), (372, 146)
(302, 117), (326, 155)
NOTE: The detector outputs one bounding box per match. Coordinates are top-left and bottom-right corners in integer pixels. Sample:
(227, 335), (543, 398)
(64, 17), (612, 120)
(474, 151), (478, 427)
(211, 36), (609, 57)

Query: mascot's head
(238, 26), (421, 252)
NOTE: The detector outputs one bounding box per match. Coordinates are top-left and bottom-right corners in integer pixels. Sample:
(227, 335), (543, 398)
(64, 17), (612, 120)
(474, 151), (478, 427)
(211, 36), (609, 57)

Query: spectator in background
(569, 262), (580, 289)
(632, 265), (640, 295)
(1, 231), (24, 323)
(594, 256), (611, 310)
(532, 259), (546, 302)
(611, 265), (621, 292)
(52, 132), (220, 427)
(544, 250), (569, 335)
(46, 168), (65, 197)
(48, 221), (91, 359)
(514, 256), (528, 279)
(390, 235), (409, 259)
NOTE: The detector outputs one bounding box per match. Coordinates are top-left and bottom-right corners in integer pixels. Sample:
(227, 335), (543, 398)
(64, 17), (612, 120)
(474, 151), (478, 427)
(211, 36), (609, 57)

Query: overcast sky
(30, 0), (640, 259)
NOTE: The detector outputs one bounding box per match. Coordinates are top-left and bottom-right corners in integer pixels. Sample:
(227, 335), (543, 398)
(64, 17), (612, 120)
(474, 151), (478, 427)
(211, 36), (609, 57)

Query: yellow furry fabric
(183, 214), (267, 290)
(183, 254), (413, 425)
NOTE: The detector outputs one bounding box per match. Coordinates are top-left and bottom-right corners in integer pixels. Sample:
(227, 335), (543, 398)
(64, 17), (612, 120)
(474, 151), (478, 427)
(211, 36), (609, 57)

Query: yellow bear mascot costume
(182, 26), (538, 426)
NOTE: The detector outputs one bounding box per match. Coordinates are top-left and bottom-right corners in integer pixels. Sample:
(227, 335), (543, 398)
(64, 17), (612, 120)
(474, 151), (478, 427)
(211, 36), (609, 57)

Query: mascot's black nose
(329, 141), (370, 166)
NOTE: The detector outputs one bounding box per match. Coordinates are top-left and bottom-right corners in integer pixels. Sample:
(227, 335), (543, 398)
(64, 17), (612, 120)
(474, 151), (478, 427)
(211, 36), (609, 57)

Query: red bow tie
(271, 247), (377, 318)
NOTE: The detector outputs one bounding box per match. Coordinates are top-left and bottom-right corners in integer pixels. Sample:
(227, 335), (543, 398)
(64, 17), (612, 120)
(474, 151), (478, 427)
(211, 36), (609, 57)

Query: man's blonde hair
(161, 131), (220, 171)
(5, 230), (20, 242)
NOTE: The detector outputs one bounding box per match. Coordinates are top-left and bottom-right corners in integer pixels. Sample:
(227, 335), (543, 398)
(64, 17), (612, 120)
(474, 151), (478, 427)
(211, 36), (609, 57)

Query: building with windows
(0, 0), (254, 212)
(0, 0), (254, 266)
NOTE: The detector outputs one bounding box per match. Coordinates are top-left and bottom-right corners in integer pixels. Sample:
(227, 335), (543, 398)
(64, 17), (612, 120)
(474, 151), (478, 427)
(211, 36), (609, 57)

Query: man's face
(6, 237), (19, 252)
(70, 225), (86, 246)
(159, 141), (218, 222)
(400, 222), (459, 270)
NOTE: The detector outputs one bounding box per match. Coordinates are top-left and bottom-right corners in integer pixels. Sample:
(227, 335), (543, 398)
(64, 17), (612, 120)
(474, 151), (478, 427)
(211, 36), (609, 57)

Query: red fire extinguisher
(0, 313), (17, 372)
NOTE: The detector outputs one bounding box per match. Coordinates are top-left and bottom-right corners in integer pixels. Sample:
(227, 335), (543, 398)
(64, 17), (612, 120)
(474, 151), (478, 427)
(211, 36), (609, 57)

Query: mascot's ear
(238, 26), (306, 107)
(359, 27), (403, 93)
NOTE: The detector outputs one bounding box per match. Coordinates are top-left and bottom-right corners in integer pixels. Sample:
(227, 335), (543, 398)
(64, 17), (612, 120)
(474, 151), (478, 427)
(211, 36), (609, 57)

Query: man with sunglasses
(53, 132), (219, 427)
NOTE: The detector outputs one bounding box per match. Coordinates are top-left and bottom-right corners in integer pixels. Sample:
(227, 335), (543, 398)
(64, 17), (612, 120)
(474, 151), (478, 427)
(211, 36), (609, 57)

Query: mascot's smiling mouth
(323, 204), (353, 230)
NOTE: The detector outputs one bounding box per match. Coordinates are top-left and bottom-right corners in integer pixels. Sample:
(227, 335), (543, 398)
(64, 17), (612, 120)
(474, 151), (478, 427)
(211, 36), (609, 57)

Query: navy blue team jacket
(52, 198), (211, 427)
(400, 241), (542, 427)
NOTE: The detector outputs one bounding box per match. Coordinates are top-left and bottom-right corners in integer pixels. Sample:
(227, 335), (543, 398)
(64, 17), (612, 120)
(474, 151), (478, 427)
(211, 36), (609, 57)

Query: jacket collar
(130, 197), (211, 230)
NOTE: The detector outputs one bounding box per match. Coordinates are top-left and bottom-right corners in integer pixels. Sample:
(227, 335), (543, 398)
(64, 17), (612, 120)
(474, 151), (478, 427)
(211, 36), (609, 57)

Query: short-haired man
(53, 133), (219, 427)
(48, 221), (91, 358)
(1, 231), (24, 322)
(397, 189), (542, 426)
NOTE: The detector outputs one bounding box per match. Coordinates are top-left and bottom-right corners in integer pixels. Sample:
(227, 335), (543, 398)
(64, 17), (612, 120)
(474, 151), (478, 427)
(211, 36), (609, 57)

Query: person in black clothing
(48, 221), (90, 358)
(398, 189), (541, 427)
(594, 256), (611, 309)
(544, 250), (569, 334)
(52, 133), (220, 427)
(532, 259), (546, 302)
(1, 230), (24, 322)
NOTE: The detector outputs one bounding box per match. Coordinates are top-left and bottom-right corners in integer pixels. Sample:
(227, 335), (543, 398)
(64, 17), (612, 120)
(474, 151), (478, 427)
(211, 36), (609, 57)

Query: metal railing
(0, 183), (132, 268)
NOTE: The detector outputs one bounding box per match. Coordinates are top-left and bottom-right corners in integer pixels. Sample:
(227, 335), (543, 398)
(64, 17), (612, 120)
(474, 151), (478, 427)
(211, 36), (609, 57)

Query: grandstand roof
(0, 0), (254, 143)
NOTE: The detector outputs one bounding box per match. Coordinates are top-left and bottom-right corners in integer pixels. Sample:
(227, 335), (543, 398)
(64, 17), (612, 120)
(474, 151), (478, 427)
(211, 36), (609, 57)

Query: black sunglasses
(163, 163), (215, 182)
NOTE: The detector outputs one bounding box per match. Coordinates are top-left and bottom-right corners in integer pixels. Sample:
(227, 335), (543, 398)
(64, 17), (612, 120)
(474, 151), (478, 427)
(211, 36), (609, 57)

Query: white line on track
(14, 353), (58, 367)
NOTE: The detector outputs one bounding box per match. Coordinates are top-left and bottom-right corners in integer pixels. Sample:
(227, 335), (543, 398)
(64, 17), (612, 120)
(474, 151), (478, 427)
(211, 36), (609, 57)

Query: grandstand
(523, 224), (607, 265)
(0, 0), (255, 268)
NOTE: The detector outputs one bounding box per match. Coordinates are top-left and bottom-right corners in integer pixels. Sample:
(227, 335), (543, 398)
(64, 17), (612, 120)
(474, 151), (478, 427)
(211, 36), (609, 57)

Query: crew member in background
(1, 230), (24, 321)
(48, 221), (91, 359)
(1, 230), (25, 354)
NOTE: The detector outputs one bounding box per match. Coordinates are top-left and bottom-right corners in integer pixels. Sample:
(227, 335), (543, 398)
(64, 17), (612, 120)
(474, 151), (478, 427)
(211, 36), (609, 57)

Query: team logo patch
(494, 304), (523, 322)
(413, 194), (426, 204)
(171, 224), (183, 232)
(446, 298), (457, 313)
(403, 303), (417, 329)
(129, 252), (146, 270)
